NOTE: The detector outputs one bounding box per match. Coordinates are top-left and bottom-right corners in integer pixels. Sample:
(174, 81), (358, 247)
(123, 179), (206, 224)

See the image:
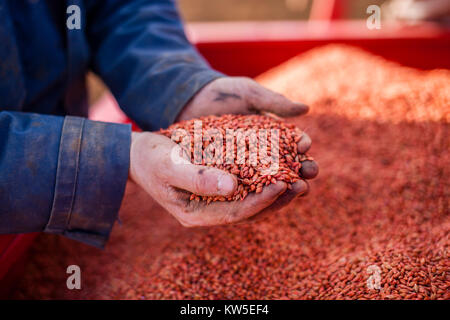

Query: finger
(246, 82), (309, 117)
(260, 180), (309, 213)
(298, 132), (312, 154)
(247, 180), (309, 223)
(177, 181), (287, 227)
(299, 160), (319, 180)
(230, 181), (288, 221)
(222, 181), (288, 224)
(169, 162), (237, 197)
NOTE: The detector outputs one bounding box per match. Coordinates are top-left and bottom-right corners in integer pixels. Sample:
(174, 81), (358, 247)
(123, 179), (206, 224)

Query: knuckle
(237, 76), (253, 84)
(192, 168), (217, 194)
(192, 174), (207, 193)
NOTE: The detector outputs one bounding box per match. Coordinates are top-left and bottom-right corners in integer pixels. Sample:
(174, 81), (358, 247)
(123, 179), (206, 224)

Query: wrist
(129, 131), (144, 184)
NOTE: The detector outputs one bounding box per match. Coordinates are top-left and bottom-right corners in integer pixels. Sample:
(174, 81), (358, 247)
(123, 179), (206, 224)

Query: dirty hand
(180, 76), (317, 216)
(178, 76), (310, 121)
(129, 128), (317, 227)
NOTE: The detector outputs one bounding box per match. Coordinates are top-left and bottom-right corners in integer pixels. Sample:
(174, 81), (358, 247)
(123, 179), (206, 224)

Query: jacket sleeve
(86, 0), (224, 131)
(0, 111), (131, 248)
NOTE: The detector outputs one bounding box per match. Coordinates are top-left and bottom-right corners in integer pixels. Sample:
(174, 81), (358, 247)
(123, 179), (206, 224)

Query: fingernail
(298, 133), (312, 154)
(217, 174), (236, 195)
(296, 180), (309, 197)
(295, 103), (309, 114)
(299, 160), (319, 180)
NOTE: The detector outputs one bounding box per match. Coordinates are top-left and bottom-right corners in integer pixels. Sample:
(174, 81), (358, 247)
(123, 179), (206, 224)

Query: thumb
(168, 161), (238, 197)
(247, 81), (309, 117)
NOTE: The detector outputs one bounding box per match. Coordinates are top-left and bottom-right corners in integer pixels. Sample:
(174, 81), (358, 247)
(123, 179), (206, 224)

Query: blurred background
(89, 0), (380, 104)
(87, 0), (450, 105)
(178, 0), (385, 21)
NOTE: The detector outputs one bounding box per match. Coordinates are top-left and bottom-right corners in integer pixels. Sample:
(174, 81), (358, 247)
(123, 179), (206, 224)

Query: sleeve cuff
(161, 69), (225, 129)
(44, 116), (131, 248)
(122, 67), (226, 131)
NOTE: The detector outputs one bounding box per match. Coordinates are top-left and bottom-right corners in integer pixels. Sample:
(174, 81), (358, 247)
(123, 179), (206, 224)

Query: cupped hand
(129, 130), (317, 227)
(179, 77), (318, 217)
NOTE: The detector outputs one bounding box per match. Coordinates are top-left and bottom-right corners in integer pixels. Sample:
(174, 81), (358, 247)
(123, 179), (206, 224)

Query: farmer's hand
(129, 130), (316, 227)
(178, 77), (310, 121)
(179, 77), (318, 178)
(179, 76), (318, 218)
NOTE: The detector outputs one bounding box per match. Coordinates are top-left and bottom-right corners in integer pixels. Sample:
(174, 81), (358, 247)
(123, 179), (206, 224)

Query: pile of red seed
(12, 45), (449, 300)
(159, 114), (312, 202)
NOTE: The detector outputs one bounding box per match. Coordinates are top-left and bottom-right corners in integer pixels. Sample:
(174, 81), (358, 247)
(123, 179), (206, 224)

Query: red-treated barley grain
(159, 114), (312, 202)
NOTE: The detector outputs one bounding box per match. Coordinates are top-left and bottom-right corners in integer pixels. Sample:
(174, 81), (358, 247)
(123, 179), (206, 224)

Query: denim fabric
(0, 0), (223, 247)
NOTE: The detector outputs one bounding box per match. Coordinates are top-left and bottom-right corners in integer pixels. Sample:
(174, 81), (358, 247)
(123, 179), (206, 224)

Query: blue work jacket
(0, 0), (223, 248)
